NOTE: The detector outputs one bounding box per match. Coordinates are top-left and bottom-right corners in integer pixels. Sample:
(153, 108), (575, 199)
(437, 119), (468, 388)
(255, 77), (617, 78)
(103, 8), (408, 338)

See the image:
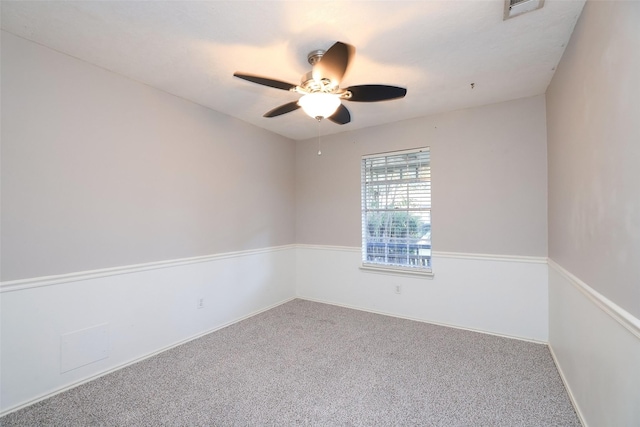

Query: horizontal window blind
(361, 148), (431, 271)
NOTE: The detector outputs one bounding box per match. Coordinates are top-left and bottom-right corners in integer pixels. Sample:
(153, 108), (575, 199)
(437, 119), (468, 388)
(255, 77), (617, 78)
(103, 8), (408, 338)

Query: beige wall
(295, 95), (548, 256)
(1, 32), (296, 281)
(546, 0), (640, 318)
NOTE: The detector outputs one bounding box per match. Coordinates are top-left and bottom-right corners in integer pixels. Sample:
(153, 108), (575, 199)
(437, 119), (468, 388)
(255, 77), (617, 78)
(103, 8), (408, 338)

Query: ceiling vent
(504, 0), (544, 20)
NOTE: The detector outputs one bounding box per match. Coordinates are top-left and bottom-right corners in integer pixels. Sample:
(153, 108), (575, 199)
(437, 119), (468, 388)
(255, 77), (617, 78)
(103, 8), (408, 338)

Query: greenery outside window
(361, 148), (431, 274)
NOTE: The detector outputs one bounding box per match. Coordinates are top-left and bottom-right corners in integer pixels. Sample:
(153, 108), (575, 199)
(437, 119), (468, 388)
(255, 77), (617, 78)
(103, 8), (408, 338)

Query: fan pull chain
(317, 117), (322, 156)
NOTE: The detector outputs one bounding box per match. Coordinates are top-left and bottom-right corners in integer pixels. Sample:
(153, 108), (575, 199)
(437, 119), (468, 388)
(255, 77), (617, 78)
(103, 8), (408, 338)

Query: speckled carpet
(1, 299), (580, 426)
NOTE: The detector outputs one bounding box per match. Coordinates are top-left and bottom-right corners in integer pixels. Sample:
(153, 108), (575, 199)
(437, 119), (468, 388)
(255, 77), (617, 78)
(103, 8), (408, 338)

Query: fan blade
(328, 104), (351, 125)
(345, 85), (407, 102)
(313, 42), (355, 86)
(234, 73), (297, 91)
(264, 101), (301, 118)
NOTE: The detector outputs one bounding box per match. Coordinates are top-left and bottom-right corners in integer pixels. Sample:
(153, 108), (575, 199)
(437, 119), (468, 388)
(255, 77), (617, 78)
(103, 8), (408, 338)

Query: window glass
(361, 148), (431, 272)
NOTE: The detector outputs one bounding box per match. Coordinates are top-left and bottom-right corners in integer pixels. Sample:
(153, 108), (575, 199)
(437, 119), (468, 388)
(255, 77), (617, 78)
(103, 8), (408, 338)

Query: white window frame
(360, 147), (432, 277)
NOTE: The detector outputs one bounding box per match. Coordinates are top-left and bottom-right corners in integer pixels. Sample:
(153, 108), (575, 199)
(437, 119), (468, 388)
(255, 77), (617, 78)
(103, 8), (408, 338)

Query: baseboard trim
(548, 345), (588, 427)
(297, 296), (547, 345)
(1, 245), (296, 293)
(548, 259), (640, 340)
(0, 296), (296, 417)
(295, 244), (548, 264)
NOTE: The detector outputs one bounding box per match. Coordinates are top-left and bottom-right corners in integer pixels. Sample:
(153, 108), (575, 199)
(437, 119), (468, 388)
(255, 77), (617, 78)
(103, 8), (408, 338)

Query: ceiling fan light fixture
(298, 92), (341, 119)
(234, 41), (407, 125)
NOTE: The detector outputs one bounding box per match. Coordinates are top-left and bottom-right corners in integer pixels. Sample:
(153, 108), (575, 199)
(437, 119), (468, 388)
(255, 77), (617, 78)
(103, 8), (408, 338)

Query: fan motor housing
(301, 71), (337, 93)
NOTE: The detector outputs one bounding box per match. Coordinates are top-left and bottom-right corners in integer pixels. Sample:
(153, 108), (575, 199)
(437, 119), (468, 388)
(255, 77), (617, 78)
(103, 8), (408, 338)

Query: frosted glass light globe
(298, 93), (341, 119)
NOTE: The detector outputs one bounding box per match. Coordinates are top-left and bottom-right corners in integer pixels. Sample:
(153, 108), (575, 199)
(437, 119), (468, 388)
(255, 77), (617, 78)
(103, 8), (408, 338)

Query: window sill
(359, 264), (434, 278)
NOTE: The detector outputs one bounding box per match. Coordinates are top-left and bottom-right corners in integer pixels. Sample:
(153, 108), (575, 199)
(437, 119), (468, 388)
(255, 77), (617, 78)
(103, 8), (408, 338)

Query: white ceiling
(1, 0), (585, 141)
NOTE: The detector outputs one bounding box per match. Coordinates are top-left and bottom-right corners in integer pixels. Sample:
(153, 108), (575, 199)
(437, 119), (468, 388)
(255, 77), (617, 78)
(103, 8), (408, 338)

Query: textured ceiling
(1, 0), (585, 141)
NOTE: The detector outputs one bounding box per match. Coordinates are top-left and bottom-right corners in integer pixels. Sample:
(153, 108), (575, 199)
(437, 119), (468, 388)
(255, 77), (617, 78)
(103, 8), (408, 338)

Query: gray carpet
(1, 299), (580, 426)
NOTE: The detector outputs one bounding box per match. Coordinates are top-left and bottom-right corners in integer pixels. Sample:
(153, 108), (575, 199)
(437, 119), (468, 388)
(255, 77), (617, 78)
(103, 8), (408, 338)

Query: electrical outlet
(197, 298), (205, 309)
(395, 285), (402, 294)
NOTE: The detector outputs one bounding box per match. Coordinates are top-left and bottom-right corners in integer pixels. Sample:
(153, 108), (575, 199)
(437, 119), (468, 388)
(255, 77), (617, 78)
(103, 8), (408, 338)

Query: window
(361, 148), (431, 274)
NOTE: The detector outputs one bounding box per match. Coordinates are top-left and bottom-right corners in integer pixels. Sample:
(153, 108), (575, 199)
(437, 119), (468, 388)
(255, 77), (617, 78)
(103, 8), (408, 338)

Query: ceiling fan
(233, 41), (407, 125)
